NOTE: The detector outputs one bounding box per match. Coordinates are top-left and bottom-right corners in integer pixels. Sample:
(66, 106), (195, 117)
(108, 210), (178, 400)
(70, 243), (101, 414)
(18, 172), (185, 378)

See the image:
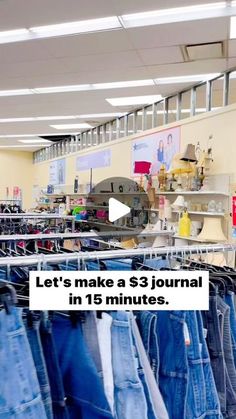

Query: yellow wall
(0, 150), (34, 209)
(33, 102), (236, 189)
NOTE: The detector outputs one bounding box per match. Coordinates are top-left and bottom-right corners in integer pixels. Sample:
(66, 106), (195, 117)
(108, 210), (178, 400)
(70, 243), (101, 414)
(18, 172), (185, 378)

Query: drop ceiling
(0, 0), (235, 151)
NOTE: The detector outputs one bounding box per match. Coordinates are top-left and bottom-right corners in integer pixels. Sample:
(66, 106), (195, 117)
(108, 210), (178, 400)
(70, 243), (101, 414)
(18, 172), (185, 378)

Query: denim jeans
(110, 311), (148, 419)
(82, 311), (103, 377)
(144, 258), (170, 270)
(23, 310), (53, 419)
(224, 292), (236, 369)
(0, 307), (47, 419)
(40, 312), (69, 419)
(136, 311), (159, 381)
(196, 311), (222, 419)
(131, 315), (168, 419)
(104, 259), (133, 271)
(216, 296), (236, 418)
(202, 296), (226, 415)
(156, 311), (188, 419)
(52, 312), (113, 419)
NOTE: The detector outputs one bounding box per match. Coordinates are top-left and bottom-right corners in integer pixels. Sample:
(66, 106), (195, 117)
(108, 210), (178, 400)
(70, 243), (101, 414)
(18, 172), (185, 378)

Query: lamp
(172, 195), (185, 210)
(133, 160), (151, 190)
(169, 153), (194, 191)
(197, 217), (227, 242)
(180, 144), (197, 162)
(197, 149), (213, 191)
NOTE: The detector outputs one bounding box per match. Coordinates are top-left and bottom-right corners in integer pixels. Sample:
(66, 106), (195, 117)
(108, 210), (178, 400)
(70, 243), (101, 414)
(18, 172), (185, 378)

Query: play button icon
(108, 198), (130, 222)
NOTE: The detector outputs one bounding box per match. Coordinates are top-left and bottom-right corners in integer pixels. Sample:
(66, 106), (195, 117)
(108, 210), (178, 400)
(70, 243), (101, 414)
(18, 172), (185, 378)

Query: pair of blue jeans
(52, 312), (113, 419)
(40, 312), (69, 419)
(196, 311), (222, 418)
(224, 292), (236, 369)
(136, 311), (159, 381)
(155, 311), (188, 419)
(23, 310), (53, 419)
(110, 311), (148, 419)
(0, 307), (47, 418)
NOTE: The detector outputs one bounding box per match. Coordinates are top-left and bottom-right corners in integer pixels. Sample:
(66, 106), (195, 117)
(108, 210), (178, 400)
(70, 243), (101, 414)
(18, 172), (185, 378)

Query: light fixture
(78, 112), (125, 118)
(30, 16), (122, 37)
(120, 2), (229, 28)
(0, 28), (31, 44)
(92, 80), (154, 89)
(18, 139), (51, 144)
(0, 145), (50, 148)
(50, 123), (93, 130)
(34, 84), (92, 94)
(0, 133), (79, 138)
(106, 95), (162, 106)
(0, 79), (155, 97)
(0, 89), (34, 97)
(155, 73), (220, 84)
(230, 16), (236, 38)
(0, 115), (80, 123)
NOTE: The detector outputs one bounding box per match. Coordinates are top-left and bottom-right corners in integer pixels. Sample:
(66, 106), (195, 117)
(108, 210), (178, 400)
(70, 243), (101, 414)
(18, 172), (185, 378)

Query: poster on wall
(76, 149), (111, 171)
(49, 158), (66, 185)
(131, 126), (180, 175)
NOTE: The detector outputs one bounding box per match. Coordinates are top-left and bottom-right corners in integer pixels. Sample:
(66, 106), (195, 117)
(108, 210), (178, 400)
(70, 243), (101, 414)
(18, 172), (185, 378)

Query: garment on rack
(52, 312), (113, 419)
(110, 311), (148, 419)
(0, 307), (47, 419)
(23, 310), (53, 419)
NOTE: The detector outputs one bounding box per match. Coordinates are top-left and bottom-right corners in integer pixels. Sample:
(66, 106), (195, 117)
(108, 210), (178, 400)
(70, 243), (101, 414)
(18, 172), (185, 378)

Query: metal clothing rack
(0, 230), (172, 242)
(0, 243), (234, 267)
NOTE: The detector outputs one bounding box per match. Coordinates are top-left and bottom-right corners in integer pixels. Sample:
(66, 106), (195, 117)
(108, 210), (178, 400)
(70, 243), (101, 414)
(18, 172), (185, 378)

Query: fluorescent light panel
(18, 139), (51, 144)
(0, 79), (154, 97)
(0, 145), (48, 148)
(121, 2), (230, 28)
(155, 73), (221, 84)
(0, 133), (79, 138)
(30, 16), (122, 37)
(230, 16), (236, 38)
(50, 123), (92, 130)
(106, 95), (163, 106)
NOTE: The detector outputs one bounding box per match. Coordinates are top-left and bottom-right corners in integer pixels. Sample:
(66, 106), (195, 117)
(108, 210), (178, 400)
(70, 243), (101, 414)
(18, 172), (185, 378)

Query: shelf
(156, 191), (229, 196)
(173, 235), (212, 243)
(147, 208), (225, 216)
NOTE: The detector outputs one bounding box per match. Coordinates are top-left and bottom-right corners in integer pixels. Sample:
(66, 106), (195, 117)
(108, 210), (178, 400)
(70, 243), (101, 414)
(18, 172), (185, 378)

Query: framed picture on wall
(131, 126), (181, 176)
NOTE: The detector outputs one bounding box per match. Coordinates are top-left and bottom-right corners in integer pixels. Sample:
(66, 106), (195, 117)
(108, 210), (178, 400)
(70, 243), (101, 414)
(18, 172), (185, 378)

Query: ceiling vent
(183, 41), (224, 61)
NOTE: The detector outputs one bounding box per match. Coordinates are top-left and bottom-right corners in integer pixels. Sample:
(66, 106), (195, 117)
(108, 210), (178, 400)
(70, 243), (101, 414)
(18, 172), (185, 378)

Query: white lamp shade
(197, 217), (227, 242)
(172, 195), (185, 209)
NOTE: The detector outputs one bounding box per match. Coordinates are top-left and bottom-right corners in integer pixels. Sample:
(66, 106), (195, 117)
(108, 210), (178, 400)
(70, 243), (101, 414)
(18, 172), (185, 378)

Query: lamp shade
(197, 217), (227, 242)
(171, 195), (185, 210)
(181, 144), (197, 162)
(169, 153), (194, 174)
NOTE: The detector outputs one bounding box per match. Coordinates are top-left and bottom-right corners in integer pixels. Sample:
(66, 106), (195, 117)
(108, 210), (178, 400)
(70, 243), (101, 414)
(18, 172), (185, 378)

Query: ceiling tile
(138, 46), (183, 65)
(145, 58), (228, 78)
(228, 40), (236, 57)
(126, 18), (229, 49)
(43, 31), (133, 58)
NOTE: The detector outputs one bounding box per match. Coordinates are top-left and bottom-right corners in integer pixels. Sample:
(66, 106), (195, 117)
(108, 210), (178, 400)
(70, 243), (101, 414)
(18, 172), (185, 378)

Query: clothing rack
(0, 213), (75, 219)
(0, 230), (172, 242)
(0, 243), (234, 267)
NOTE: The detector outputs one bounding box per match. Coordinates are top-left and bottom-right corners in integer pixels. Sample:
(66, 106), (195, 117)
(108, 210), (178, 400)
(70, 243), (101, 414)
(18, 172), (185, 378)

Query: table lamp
(169, 153), (194, 191)
(133, 161), (151, 190)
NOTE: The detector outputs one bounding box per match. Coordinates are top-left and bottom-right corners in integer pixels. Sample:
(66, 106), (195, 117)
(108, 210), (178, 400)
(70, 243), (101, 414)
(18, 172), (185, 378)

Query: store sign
(49, 158), (66, 185)
(232, 196), (236, 227)
(131, 126), (180, 176)
(76, 149), (111, 171)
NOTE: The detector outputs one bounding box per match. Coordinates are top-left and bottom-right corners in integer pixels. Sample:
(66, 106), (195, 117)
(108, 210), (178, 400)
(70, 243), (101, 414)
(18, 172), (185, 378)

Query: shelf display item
(172, 195), (185, 211)
(157, 164), (167, 191)
(197, 217), (227, 242)
(169, 153), (194, 192)
(178, 211), (191, 237)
